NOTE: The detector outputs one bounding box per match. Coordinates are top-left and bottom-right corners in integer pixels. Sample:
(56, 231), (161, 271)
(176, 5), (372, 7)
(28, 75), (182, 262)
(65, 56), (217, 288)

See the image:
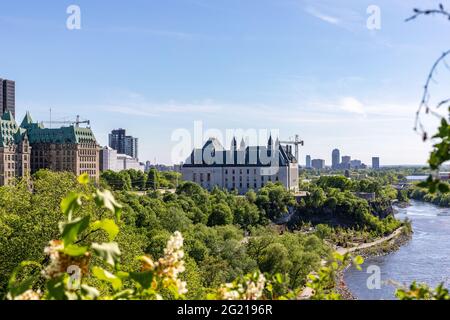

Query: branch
(414, 50), (450, 140)
(406, 4), (450, 22)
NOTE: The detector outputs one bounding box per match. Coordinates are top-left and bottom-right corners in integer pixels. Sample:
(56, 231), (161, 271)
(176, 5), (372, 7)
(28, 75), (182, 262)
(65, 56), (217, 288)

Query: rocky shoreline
(335, 227), (413, 300)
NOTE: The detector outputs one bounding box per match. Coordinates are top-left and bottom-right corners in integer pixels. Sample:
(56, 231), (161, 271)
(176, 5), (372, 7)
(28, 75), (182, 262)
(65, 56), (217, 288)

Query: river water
(344, 200), (450, 300)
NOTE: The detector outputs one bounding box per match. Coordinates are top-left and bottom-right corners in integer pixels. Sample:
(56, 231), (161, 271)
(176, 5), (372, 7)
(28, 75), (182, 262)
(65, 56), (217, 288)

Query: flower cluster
(141, 231), (187, 295)
(217, 272), (266, 300)
(12, 289), (42, 300)
(42, 240), (90, 280)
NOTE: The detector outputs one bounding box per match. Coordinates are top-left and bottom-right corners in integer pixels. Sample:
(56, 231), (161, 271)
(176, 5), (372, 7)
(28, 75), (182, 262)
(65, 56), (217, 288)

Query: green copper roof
(20, 112), (98, 145)
(0, 112), (27, 147)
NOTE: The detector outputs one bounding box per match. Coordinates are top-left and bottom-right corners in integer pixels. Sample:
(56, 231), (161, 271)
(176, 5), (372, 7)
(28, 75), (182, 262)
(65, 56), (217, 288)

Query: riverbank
(335, 226), (412, 300)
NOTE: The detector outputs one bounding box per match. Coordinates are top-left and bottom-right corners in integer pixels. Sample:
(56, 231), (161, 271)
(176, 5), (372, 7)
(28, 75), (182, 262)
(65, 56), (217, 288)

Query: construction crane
(43, 115), (91, 128)
(280, 134), (304, 163)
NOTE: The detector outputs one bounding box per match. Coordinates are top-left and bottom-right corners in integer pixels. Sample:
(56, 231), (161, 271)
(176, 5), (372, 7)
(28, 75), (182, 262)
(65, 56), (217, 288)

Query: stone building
(0, 112), (31, 186)
(182, 137), (299, 194)
(20, 112), (100, 182)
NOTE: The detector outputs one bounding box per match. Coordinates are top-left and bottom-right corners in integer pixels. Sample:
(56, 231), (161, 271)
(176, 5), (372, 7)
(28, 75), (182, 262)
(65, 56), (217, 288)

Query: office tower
(0, 78), (16, 118)
(372, 157), (380, 170)
(109, 129), (138, 160)
(311, 159), (325, 170)
(341, 156), (351, 169)
(332, 149), (340, 170)
(306, 155), (311, 168)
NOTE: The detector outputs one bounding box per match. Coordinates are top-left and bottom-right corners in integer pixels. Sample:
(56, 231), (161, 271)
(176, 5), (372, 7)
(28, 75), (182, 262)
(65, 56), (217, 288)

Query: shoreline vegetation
(0, 169), (426, 300)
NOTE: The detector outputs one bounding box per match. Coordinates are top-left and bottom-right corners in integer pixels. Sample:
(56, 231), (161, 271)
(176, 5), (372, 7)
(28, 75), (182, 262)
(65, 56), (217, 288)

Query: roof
(0, 112), (28, 147)
(20, 112), (98, 145)
(183, 137), (297, 168)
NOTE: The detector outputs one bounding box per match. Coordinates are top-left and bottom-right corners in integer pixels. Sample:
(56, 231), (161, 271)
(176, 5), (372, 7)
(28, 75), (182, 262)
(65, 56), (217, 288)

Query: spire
(268, 135), (273, 149)
(239, 137), (246, 150)
(231, 136), (237, 150)
(20, 111), (33, 128)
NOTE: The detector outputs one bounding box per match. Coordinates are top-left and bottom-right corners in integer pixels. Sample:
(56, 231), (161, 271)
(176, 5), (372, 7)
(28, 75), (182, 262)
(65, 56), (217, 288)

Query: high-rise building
(306, 155), (311, 168)
(341, 156), (351, 169)
(311, 159), (325, 170)
(332, 149), (340, 170)
(0, 78), (16, 118)
(109, 129), (138, 159)
(372, 157), (380, 170)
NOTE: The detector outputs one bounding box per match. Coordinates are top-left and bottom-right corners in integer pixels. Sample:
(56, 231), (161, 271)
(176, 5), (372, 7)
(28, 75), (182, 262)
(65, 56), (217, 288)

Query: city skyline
(1, 0), (446, 165)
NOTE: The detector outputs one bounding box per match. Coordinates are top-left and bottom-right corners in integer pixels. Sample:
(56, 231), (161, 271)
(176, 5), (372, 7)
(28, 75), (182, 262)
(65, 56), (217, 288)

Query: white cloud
(305, 6), (340, 25)
(339, 97), (365, 115)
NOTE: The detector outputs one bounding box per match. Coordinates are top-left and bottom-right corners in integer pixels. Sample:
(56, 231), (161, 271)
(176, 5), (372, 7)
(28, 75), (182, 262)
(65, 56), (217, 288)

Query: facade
(109, 129), (138, 159)
(21, 112), (100, 182)
(341, 156), (351, 169)
(100, 146), (144, 172)
(372, 157), (380, 170)
(0, 112), (31, 186)
(182, 137), (299, 194)
(306, 155), (311, 169)
(311, 159), (325, 170)
(0, 79), (15, 118)
(332, 149), (340, 170)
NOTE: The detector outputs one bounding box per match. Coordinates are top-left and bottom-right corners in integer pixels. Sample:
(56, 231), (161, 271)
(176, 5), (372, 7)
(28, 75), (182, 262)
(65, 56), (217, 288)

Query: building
(350, 159), (362, 169)
(372, 157), (380, 170)
(306, 155), (311, 169)
(0, 78), (16, 118)
(100, 146), (145, 172)
(182, 137), (299, 194)
(108, 129), (138, 159)
(332, 149), (340, 170)
(21, 112), (100, 182)
(0, 112), (31, 186)
(341, 156), (351, 169)
(311, 159), (325, 170)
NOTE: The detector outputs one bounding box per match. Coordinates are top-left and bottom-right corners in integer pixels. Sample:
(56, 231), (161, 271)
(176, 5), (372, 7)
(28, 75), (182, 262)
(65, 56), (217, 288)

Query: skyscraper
(109, 128), (139, 160)
(332, 149), (340, 170)
(372, 157), (380, 170)
(0, 78), (15, 118)
(341, 156), (351, 170)
(306, 155), (311, 168)
(311, 159), (325, 170)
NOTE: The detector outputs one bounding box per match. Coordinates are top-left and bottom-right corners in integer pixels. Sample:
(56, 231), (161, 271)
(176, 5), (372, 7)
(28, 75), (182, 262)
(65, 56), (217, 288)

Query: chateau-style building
(0, 112), (31, 186)
(20, 112), (101, 182)
(182, 137), (299, 194)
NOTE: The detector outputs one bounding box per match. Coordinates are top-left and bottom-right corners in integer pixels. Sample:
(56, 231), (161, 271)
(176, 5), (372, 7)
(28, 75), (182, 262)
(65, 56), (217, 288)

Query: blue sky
(1, 0), (449, 165)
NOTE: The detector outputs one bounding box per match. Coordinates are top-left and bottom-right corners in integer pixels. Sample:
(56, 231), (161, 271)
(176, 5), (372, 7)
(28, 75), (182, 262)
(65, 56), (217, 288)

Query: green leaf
(91, 219), (119, 241)
(7, 261), (42, 298)
(46, 276), (67, 300)
(80, 285), (100, 300)
(354, 256), (365, 265)
(92, 267), (122, 291)
(60, 192), (82, 221)
(91, 242), (121, 267)
(129, 271), (154, 289)
(77, 173), (90, 185)
(93, 189), (123, 221)
(62, 244), (88, 257)
(60, 216), (90, 246)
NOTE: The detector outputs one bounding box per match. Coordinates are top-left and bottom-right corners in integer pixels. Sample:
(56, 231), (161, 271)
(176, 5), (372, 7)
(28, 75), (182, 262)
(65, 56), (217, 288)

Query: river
(344, 200), (450, 300)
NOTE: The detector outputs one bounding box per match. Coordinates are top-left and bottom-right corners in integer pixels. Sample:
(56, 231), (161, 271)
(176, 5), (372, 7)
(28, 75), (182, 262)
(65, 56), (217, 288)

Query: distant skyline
(1, 0), (448, 165)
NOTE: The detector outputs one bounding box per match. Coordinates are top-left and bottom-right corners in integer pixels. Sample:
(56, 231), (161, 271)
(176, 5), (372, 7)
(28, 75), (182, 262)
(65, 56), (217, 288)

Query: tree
(146, 168), (160, 191)
(208, 202), (233, 226)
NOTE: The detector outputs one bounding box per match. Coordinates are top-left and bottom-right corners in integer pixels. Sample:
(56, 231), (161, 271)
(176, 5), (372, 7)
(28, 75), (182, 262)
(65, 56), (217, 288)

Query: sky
(1, 0), (450, 165)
